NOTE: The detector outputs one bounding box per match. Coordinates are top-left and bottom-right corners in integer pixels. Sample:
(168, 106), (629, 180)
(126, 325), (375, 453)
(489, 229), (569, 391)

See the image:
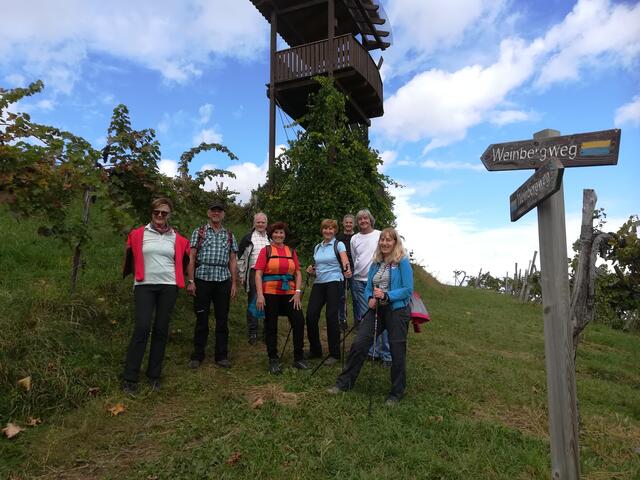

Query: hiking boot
(325, 356), (339, 366)
(148, 378), (161, 392)
(326, 385), (345, 395)
(215, 359), (231, 369)
(268, 358), (282, 375)
(292, 359), (309, 370)
(188, 359), (201, 369)
(122, 380), (138, 397)
(385, 396), (400, 406)
(382, 360), (392, 369)
(304, 350), (322, 360)
(248, 334), (258, 346)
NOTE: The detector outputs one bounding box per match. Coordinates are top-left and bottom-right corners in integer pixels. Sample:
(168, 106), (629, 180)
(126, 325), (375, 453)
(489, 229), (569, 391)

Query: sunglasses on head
(153, 210), (170, 217)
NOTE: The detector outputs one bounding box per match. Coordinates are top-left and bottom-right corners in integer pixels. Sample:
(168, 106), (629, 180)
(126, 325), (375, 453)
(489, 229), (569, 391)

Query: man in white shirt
(237, 212), (270, 345)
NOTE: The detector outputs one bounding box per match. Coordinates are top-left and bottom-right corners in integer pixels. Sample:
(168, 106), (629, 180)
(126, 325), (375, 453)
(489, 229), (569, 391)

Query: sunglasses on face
(153, 210), (170, 217)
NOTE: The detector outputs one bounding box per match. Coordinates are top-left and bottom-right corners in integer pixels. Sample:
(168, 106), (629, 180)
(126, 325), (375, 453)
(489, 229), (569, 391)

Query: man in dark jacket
(336, 214), (356, 330)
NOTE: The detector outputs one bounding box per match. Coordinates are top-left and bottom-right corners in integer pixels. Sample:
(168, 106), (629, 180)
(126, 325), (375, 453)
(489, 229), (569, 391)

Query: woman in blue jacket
(328, 227), (413, 405)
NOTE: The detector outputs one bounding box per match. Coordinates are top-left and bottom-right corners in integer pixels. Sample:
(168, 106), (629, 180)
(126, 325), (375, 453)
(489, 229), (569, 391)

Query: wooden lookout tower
(249, 0), (391, 178)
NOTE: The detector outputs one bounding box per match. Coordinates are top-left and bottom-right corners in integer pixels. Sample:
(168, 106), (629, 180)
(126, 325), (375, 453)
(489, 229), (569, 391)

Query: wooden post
(70, 187), (92, 292)
(520, 251), (538, 303)
(535, 129), (580, 479)
(327, 0), (334, 77)
(326, 0), (336, 163)
(268, 9), (277, 187)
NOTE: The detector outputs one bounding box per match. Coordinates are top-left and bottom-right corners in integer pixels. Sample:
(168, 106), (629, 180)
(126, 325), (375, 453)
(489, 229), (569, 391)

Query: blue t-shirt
(314, 238), (346, 284)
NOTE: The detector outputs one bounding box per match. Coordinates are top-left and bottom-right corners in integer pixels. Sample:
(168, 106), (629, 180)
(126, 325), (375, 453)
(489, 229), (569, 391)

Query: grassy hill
(1, 209), (638, 479)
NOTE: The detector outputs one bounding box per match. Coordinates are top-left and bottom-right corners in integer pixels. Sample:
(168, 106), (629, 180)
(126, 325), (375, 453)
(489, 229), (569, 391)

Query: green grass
(1, 209), (639, 479)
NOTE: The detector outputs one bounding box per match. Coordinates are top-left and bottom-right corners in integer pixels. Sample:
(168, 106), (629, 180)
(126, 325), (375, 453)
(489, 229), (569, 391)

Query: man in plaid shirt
(187, 201), (238, 369)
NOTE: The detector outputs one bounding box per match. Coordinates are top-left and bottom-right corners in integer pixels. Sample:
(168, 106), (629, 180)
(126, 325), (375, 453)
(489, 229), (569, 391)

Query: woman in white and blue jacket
(329, 227), (413, 405)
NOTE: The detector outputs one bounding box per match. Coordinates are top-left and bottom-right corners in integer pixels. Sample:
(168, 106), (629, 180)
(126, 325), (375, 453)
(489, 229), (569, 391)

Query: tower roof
(250, 0), (391, 50)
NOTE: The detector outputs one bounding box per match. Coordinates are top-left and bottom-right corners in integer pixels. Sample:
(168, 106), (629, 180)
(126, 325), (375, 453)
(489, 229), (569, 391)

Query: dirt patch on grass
(243, 383), (305, 408)
(471, 404), (549, 440)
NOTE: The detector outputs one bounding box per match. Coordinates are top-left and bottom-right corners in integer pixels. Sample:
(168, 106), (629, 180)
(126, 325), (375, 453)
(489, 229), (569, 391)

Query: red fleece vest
(124, 226), (191, 288)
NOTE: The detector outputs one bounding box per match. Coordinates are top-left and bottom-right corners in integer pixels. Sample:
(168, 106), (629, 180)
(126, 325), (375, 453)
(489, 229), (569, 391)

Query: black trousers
(192, 278), (231, 362)
(336, 304), (410, 399)
(246, 268), (261, 336)
(306, 281), (341, 359)
(123, 284), (178, 382)
(264, 294), (305, 361)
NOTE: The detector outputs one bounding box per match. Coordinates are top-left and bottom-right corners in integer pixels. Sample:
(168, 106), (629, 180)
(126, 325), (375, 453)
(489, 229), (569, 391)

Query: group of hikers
(122, 198), (414, 406)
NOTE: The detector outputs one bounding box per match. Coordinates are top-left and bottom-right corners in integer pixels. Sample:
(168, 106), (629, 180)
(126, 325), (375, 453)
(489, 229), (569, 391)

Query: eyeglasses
(153, 210), (170, 217)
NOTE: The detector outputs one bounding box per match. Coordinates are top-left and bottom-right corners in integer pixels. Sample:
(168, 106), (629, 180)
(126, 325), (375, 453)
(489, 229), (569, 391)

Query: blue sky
(2, 0), (638, 283)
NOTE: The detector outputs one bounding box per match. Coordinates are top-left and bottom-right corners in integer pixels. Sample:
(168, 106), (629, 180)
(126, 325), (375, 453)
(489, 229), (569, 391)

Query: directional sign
(510, 159), (564, 222)
(481, 129), (620, 171)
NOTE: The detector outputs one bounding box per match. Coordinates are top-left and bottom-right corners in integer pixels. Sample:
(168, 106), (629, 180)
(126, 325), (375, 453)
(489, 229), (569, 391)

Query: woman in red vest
(255, 221), (308, 374)
(121, 198), (190, 395)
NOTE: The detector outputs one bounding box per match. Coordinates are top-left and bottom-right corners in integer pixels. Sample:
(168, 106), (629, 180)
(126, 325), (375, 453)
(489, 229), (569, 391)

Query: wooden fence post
(535, 129), (580, 479)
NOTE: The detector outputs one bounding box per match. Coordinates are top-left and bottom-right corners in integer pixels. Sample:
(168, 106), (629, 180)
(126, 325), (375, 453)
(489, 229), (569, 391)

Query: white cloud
(198, 103), (213, 124)
(376, 0), (640, 154)
(384, 0), (506, 79)
(420, 159), (485, 171)
(34, 99), (55, 111)
(394, 184), (629, 285)
(379, 150), (398, 172)
(198, 144), (283, 203)
(490, 109), (533, 126)
(376, 38), (540, 149)
(192, 128), (223, 146)
(4, 73), (26, 86)
(535, 0), (640, 88)
(159, 159), (179, 178)
(201, 160), (268, 203)
(614, 95), (640, 127)
(0, 0), (267, 93)
(393, 185), (565, 284)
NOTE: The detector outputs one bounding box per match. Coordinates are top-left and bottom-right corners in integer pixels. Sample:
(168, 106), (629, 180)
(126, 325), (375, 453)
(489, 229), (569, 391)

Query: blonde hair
(373, 228), (405, 264)
(150, 197), (173, 212)
(320, 218), (338, 233)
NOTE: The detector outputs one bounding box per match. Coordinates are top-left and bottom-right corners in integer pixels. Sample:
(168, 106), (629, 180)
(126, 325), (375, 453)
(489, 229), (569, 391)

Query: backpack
(409, 291), (430, 333)
(265, 245), (294, 262)
(314, 240), (346, 272)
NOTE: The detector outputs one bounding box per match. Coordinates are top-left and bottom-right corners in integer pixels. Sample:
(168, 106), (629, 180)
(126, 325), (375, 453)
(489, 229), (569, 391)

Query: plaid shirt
(190, 224), (238, 282)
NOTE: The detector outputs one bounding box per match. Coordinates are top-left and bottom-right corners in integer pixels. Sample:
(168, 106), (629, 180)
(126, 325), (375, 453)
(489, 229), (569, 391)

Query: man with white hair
(237, 212), (270, 345)
(350, 209), (391, 366)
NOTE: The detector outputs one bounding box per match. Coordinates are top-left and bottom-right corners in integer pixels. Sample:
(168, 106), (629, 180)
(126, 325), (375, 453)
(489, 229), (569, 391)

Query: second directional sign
(481, 128), (620, 171)
(510, 159), (564, 222)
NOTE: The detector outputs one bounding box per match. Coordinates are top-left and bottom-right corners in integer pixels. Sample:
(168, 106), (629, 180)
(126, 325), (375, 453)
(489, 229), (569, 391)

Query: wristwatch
(188, 280), (195, 284)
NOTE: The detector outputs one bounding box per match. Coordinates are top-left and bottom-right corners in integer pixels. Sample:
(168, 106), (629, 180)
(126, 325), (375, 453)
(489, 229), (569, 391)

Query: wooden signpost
(481, 128), (620, 171)
(482, 127), (621, 480)
(510, 158), (564, 222)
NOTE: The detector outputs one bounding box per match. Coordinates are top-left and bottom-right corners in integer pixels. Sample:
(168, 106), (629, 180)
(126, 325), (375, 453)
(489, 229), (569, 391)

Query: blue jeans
(351, 280), (369, 324)
(351, 279), (391, 361)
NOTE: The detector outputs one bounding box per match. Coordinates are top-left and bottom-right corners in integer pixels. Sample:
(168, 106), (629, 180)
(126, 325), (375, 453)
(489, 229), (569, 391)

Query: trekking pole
(341, 277), (348, 369)
(309, 309), (368, 377)
(282, 271), (310, 360)
(368, 287), (380, 417)
(280, 324), (292, 359)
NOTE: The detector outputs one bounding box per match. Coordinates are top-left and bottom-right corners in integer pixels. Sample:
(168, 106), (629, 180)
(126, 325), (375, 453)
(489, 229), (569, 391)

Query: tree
(101, 104), (163, 231)
(0, 81), (102, 289)
(254, 76), (396, 254)
(166, 142), (239, 231)
(570, 202), (639, 337)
